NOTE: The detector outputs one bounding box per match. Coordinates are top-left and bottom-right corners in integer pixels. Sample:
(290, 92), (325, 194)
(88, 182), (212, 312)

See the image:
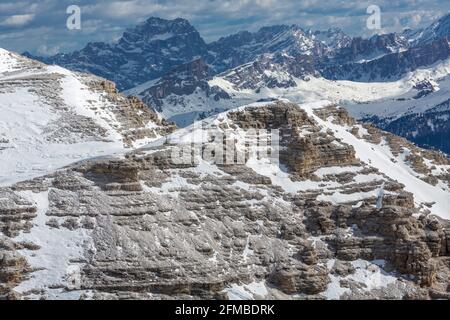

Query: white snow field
(128, 55), (450, 128)
(0, 48), (163, 186)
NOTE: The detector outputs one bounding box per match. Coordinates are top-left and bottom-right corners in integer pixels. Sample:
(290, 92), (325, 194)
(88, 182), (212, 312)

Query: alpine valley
(0, 12), (449, 300)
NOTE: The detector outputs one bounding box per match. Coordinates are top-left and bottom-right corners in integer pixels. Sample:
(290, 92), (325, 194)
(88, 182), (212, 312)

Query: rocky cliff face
(320, 32), (410, 69)
(28, 17), (400, 92)
(206, 25), (339, 73)
(413, 13), (450, 46)
(220, 53), (317, 91)
(1, 101), (449, 300)
(25, 15), (450, 89)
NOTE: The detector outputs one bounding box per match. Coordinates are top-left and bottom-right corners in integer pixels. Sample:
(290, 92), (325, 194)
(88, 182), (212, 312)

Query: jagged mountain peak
(123, 16), (199, 40)
(28, 17), (208, 91)
(118, 16), (205, 51)
(206, 22), (329, 73)
(143, 16), (191, 26)
(310, 27), (352, 51)
(3, 12), (450, 302)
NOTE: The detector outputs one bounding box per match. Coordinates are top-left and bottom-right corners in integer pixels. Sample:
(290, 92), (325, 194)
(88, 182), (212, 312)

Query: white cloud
(0, 13), (35, 27)
(37, 44), (60, 56)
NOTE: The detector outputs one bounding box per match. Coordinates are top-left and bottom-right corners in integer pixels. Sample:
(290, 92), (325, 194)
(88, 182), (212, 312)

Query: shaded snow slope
(130, 56), (450, 128)
(345, 57), (450, 120)
(0, 49), (172, 186)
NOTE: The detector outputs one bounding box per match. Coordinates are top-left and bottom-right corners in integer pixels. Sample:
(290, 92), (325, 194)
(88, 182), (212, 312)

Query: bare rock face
(0, 101), (449, 300)
(136, 59), (230, 112)
(227, 102), (359, 178)
(81, 78), (177, 147)
(0, 190), (37, 299)
(0, 249), (28, 299)
(0, 49), (177, 187)
(0, 190), (37, 237)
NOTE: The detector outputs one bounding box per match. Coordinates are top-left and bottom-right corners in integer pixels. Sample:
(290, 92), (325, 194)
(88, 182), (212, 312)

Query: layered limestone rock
(361, 125), (450, 189)
(86, 78), (176, 147)
(227, 102), (359, 178)
(0, 49), (177, 186)
(0, 101), (449, 300)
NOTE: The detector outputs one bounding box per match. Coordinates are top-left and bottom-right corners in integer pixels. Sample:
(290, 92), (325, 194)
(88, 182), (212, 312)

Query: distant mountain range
(27, 13), (450, 154)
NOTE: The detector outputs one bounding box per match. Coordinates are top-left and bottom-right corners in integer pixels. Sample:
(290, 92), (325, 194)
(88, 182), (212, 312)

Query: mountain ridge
(0, 48), (175, 186)
(1, 49), (450, 300)
(29, 14), (442, 89)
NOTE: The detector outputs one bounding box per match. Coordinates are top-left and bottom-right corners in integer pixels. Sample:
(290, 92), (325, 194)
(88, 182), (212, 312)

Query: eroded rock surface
(1, 101), (449, 300)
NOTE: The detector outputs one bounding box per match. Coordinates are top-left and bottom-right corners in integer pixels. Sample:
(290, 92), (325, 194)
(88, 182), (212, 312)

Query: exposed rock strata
(0, 102), (449, 300)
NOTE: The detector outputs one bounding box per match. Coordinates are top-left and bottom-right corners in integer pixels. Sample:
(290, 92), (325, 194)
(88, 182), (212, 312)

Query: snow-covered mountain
(206, 25), (347, 73)
(412, 13), (450, 45)
(1, 48), (449, 300)
(1, 99), (449, 300)
(126, 51), (450, 135)
(3, 13), (450, 301)
(125, 53), (318, 126)
(27, 18), (361, 91)
(124, 59), (232, 126)
(26, 17), (208, 91)
(0, 48), (175, 186)
(322, 37), (450, 82)
(212, 56), (450, 155)
(25, 13), (450, 156)
(345, 58), (450, 154)
(29, 16), (420, 91)
(161, 99), (450, 219)
(113, 14), (450, 156)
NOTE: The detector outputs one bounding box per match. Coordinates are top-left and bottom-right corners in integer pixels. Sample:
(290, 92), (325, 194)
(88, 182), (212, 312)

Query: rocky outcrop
(0, 190), (37, 299)
(0, 248), (28, 299)
(0, 190), (37, 237)
(0, 101), (449, 300)
(228, 102), (358, 178)
(29, 17), (209, 91)
(135, 59), (230, 112)
(0, 50), (177, 186)
(86, 78), (176, 146)
(220, 54), (313, 91)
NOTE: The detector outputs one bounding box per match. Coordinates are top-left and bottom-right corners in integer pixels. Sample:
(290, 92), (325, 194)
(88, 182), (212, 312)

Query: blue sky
(0, 0), (449, 56)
